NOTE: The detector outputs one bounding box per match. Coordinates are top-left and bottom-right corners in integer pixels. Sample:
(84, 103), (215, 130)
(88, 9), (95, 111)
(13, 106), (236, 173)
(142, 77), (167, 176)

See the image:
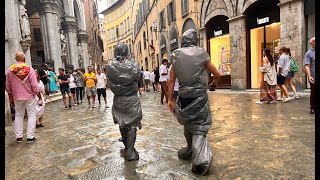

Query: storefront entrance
(250, 23), (280, 88)
(205, 15), (231, 89)
(245, 0), (280, 89)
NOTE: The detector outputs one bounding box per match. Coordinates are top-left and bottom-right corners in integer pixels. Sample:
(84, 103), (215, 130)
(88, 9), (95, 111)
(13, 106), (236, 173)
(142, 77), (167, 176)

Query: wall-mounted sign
(170, 27), (179, 50)
(257, 17), (269, 25)
(160, 34), (167, 54)
(214, 30), (222, 36)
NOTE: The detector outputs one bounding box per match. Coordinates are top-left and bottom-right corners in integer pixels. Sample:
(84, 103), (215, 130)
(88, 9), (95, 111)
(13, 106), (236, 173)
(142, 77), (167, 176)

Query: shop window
(145, 57), (148, 69)
(209, 35), (231, 76)
(250, 23), (280, 88)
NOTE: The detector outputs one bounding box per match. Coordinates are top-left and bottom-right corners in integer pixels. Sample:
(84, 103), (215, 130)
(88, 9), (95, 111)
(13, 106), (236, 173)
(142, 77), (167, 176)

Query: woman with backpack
(285, 48), (299, 99)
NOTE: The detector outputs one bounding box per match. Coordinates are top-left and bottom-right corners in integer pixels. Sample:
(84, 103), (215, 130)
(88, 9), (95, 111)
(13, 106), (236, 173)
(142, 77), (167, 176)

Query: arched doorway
(182, 18), (196, 34)
(170, 27), (179, 51)
(244, 0), (280, 89)
(205, 15), (231, 88)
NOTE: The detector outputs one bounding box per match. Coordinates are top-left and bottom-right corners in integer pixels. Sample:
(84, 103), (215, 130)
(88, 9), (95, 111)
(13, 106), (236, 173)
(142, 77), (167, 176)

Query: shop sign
(170, 28), (179, 50)
(214, 30), (222, 36)
(160, 34), (167, 54)
(257, 17), (269, 25)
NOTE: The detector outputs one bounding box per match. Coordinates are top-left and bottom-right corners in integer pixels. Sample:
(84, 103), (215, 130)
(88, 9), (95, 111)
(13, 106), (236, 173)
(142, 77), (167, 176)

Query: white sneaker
(282, 97), (292, 103)
(255, 100), (264, 104)
(277, 97), (284, 101)
(74, 103), (77, 106)
(292, 94), (299, 99)
(92, 105), (97, 108)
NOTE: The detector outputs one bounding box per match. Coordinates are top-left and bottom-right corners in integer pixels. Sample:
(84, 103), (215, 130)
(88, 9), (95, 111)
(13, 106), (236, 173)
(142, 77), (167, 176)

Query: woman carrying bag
(256, 48), (277, 104)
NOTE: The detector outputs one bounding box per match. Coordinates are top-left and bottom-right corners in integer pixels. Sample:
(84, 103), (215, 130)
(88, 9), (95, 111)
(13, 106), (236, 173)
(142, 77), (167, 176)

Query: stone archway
(182, 18), (196, 34)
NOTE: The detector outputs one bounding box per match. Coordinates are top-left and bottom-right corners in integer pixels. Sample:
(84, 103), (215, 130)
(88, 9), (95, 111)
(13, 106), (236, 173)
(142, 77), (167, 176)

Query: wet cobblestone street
(5, 90), (315, 179)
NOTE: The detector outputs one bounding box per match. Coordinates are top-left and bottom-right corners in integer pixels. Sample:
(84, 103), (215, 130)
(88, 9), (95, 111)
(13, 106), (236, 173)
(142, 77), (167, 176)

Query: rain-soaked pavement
(5, 90), (315, 179)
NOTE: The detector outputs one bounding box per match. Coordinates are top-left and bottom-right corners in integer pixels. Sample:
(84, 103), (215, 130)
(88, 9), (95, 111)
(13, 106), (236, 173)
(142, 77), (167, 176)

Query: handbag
(289, 57), (299, 72)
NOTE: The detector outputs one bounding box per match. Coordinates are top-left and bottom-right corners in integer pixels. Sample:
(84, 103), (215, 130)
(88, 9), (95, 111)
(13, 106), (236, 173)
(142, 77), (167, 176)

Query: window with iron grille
(181, 0), (188, 17)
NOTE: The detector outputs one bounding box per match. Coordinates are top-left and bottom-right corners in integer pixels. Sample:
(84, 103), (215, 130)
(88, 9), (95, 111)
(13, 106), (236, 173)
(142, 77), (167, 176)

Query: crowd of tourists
(256, 37), (315, 114)
(4, 29), (315, 176)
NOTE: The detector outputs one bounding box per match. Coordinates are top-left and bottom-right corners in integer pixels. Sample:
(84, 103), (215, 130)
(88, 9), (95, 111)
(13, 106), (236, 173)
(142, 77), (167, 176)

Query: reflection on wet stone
(5, 90), (314, 179)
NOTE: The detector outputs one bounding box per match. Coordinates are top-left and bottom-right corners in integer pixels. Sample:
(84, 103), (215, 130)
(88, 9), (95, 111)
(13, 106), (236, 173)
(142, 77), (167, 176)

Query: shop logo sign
(170, 38), (177, 45)
(257, 17), (269, 25)
(214, 30), (222, 36)
(160, 44), (166, 49)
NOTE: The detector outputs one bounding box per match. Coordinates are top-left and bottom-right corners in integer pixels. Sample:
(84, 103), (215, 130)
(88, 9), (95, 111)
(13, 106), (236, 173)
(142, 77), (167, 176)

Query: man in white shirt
(277, 46), (291, 103)
(150, 70), (155, 92)
(159, 59), (169, 104)
(96, 68), (109, 108)
(143, 69), (151, 92)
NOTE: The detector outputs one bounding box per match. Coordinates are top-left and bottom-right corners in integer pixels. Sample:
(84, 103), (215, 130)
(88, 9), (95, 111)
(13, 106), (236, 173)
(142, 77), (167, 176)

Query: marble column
(198, 27), (207, 49)
(227, 15), (247, 90)
(278, 0), (306, 90)
(39, 0), (63, 74)
(78, 30), (89, 71)
(63, 16), (79, 70)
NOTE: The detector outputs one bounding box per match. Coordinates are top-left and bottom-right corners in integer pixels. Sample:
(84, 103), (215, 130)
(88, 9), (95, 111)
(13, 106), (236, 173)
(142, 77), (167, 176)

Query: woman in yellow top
(83, 66), (97, 108)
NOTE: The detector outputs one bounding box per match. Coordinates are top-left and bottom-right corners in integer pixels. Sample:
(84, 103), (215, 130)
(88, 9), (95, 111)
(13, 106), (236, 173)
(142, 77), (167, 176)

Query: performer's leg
(178, 127), (193, 160)
(191, 134), (213, 176)
(126, 126), (139, 161)
(119, 126), (128, 148)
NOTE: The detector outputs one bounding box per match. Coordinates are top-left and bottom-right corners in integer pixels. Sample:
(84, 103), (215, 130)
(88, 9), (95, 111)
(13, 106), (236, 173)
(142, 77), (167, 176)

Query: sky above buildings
(97, 0), (118, 13)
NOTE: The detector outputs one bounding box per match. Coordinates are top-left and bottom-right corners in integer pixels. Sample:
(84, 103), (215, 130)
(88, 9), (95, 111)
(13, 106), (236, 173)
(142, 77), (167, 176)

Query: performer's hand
(38, 100), (43, 106)
(168, 100), (175, 113)
(309, 76), (315, 84)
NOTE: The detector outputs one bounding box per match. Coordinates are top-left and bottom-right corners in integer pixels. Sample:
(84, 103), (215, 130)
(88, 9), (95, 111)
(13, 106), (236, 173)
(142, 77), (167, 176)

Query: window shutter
(173, 0), (176, 20)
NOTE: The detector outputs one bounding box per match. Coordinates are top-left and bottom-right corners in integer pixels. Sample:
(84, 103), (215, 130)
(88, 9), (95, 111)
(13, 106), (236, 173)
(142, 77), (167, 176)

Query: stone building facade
(84, 0), (103, 70)
(5, 0), (91, 74)
(131, 0), (202, 71)
(131, 0), (314, 90)
(101, 0), (133, 64)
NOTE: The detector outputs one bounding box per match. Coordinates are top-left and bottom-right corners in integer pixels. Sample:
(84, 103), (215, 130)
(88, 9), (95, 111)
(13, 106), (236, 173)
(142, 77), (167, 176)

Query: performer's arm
(168, 67), (176, 113)
(206, 61), (221, 86)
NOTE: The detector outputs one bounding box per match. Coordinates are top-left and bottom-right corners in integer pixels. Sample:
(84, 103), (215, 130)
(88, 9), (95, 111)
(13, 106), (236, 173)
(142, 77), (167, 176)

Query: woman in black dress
(154, 67), (160, 92)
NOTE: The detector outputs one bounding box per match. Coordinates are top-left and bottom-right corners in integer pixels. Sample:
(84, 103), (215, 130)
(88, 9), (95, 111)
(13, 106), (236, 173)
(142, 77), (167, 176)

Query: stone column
(227, 15), (247, 90)
(278, 0), (306, 90)
(78, 30), (89, 70)
(39, 0), (63, 74)
(63, 16), (79, 70)
(198, 27), (207, 49)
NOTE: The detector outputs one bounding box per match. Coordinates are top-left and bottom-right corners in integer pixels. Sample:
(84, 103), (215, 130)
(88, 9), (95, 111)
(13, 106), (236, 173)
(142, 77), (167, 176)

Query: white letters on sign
(214, 30), (222, 36)
(257, 17), (269, 25)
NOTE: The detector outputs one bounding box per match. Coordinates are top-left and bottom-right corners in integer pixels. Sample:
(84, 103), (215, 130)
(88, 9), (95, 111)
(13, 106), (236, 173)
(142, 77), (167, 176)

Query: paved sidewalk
(5, 90), (315, 179)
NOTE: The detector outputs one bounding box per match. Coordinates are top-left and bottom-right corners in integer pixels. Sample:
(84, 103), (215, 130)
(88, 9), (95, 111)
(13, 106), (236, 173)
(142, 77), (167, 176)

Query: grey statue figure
(167, 29), (221, 175)
(106, 43), (142, 161)
(19, 0), (31, 39)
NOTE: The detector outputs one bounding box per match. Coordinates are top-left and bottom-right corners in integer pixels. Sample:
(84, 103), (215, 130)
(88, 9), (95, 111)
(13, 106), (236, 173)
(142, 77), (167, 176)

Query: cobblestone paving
(5, 90), (315, 179)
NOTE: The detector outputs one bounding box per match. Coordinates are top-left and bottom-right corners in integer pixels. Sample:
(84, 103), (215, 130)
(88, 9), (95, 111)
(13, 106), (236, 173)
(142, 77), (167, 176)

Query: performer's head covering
(114, 43), (129, 61)
(181, 29), (198, 47)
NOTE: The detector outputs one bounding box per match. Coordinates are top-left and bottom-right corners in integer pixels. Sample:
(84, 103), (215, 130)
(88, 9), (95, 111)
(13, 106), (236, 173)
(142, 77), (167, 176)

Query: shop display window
(209, 34), (231, 76)
(250, 22), (280, 88)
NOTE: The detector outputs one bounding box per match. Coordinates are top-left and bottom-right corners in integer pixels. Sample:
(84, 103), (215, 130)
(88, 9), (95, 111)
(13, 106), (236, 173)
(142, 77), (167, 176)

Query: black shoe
(17, 137), (23, 143)
(27, 137), (37, 143)
(310, 109), (315, 114)
(69, 105), (72, 109)
(36, 124), (40, 128)
(127, 149), (139, 161)
(192, 164), (210, 176)
(178, 147), (192, 160)
(77, 102), (80, 105)
(39, 124), (45, 127)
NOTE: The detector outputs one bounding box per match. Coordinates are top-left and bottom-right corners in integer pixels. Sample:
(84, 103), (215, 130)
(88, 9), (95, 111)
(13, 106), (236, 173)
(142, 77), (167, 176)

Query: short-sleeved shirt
(277, 53), (290, 77)
(96, 73), (107, 89)
(38, 68), (48, 84)
(143, 71), (151, 79)
(58, 74), (69, 89)
(83, 72), (96, 87)
(69, 74), (77, 88)
(304, 48), (315, 80)
(159, 64), (168, 82)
